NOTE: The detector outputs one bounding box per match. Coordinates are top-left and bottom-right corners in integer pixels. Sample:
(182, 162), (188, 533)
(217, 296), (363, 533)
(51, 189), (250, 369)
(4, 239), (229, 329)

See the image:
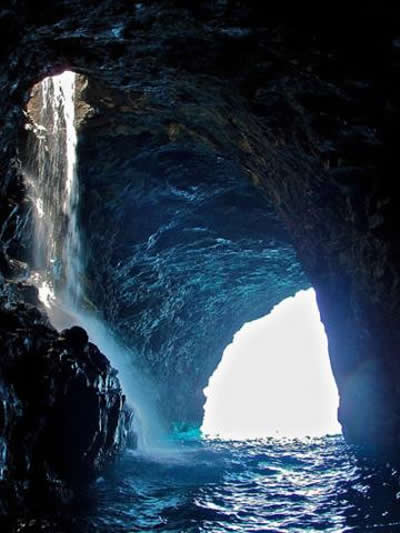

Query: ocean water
(10, 434), (400, 532)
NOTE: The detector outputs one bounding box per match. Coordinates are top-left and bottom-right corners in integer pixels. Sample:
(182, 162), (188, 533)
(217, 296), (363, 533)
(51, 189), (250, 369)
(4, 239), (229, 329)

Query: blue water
(12, 435), (400, 532)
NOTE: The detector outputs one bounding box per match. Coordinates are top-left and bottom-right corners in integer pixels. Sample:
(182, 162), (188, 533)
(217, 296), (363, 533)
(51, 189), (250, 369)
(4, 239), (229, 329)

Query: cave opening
(22, 69), (343, 444)
(201, 288), (341, 440)
(21, 70), (342, 447)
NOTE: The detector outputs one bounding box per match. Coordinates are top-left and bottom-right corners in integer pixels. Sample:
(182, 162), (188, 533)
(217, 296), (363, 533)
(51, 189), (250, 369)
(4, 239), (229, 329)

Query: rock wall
(75, 78), (308, 424)
(0, 1), (397, 456)
(0, 283), (133, 515)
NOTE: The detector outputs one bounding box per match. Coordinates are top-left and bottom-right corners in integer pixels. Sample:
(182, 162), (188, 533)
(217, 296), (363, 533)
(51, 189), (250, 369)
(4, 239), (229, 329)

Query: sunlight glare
(201, 289), (341, 439)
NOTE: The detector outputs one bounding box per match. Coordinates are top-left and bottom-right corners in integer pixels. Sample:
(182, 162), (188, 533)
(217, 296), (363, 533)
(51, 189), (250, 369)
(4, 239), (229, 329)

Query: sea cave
(0, 2), (396, 531)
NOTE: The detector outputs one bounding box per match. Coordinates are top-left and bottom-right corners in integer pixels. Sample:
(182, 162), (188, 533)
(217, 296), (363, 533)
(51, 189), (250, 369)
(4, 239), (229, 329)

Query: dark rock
(0, 297), (133, 516)
(61, 325), (89, 348)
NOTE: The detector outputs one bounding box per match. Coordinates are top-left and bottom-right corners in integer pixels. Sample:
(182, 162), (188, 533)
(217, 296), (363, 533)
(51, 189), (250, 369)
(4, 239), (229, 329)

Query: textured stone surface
(0, 286), (133, 516)
(77, 79), (307, 423)
(0, 1), (397, 457)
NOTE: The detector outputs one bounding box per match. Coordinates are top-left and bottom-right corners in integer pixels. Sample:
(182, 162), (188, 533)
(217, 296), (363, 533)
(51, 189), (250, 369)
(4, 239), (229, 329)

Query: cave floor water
(8, 434), (400, 533)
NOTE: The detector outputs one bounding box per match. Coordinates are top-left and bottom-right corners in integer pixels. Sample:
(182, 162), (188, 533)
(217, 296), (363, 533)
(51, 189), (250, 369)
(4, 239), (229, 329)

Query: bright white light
(201, 289), (341, 439)
(38, 279), (56, 309)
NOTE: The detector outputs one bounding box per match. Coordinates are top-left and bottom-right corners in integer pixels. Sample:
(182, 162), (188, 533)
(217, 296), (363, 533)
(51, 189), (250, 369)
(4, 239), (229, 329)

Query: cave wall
(0, 283), (133, 516)
(0, 1), (397, 454)
(75, 78), (308, 424)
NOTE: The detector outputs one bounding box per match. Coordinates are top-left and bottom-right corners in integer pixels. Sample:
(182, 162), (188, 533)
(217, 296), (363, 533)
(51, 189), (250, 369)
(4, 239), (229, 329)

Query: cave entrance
(201, 288), (341, 439)
(22, 70), (339, 437)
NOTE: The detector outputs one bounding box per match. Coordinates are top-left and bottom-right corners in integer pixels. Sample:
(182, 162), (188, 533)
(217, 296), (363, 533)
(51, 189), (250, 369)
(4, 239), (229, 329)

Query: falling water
(24, 71), (167, 452)
(24, 72), (81, 308)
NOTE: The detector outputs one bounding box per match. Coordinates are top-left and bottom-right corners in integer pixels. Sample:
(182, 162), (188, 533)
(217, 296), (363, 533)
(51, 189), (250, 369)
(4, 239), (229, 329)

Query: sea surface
(10, 434), (400, 532)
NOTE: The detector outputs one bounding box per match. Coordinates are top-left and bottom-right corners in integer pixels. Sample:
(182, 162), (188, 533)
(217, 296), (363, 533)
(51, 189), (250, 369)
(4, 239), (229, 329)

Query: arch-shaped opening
(20, 71), (351, 442)
(19, 71), (318, 436)
(202, 288), (341, 439)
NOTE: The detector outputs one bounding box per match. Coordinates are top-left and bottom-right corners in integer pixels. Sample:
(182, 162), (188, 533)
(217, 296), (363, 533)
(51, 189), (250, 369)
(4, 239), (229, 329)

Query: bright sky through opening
(201, 289), (341, 439)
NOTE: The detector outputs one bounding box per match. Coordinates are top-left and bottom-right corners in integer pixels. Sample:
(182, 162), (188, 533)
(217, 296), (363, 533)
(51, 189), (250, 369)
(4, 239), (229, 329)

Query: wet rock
(61, 325), (89, 348)
(0, 297), (133, 516)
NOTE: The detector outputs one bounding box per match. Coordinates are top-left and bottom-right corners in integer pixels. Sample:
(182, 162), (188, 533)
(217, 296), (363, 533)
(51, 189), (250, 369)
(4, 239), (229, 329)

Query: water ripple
(8, 435), (400, 532)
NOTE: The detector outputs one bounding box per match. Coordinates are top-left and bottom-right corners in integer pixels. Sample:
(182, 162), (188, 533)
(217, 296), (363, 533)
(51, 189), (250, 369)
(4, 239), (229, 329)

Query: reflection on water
(6, 435), (400, 532)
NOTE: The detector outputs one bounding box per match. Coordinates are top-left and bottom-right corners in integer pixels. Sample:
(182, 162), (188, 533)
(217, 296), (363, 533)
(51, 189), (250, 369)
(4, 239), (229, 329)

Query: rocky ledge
(0, 283), (133, 517)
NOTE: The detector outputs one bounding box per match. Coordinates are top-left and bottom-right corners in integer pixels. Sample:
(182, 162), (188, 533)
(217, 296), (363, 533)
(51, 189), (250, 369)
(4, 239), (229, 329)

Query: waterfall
(24, 71), (168, 453)
(24, 72), (82, 309)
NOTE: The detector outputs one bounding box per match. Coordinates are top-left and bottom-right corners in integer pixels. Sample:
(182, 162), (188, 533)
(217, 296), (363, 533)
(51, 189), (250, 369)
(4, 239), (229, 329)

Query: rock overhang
(75, 80), (309, 423)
